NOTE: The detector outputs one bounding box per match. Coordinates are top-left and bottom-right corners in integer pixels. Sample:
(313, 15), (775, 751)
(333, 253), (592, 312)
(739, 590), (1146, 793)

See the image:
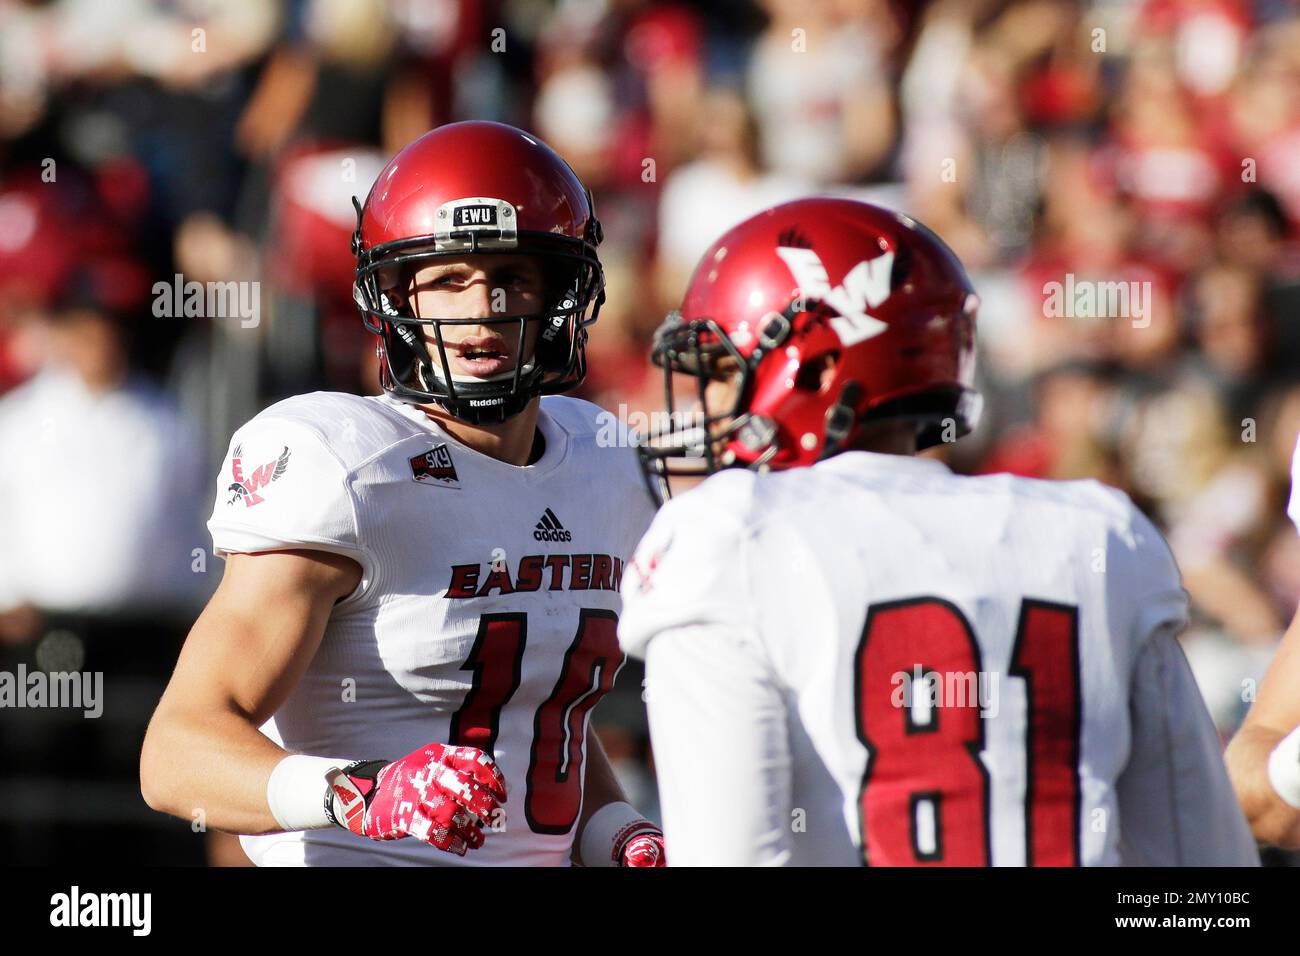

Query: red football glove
(324, 743), (506, 855)
(619, 828), (667, 867)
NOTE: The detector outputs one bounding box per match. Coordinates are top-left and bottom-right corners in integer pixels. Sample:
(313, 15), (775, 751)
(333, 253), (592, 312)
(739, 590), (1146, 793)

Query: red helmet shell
(678, 197), (979, 468)
(358, 120), (599, 253)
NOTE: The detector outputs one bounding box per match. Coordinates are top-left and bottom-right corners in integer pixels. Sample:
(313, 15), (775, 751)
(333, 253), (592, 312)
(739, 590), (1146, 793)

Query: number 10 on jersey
(450, 609), (624, 835)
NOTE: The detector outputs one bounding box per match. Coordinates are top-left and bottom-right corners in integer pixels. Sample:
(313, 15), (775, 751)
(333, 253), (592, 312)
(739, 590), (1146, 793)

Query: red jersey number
(855, 597), (1081, 866)
(449, 609), (624, 835)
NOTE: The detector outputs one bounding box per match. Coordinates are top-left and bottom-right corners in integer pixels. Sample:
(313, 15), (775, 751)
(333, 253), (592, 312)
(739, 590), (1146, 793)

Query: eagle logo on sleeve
(628, 531), (673, 595)
(226, 444), (291, 507)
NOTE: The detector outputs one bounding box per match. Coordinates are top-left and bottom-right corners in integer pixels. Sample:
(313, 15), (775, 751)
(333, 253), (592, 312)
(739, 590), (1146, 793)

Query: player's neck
(851, 421), (919, 457)
(420, 399), (544, 467)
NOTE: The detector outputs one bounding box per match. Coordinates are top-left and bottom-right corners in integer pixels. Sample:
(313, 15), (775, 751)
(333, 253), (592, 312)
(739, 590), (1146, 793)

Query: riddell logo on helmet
(541, 313), (566, 342)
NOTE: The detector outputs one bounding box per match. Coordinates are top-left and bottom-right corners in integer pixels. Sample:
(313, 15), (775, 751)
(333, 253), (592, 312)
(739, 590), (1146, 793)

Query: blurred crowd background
(1, 0), (1298, 865)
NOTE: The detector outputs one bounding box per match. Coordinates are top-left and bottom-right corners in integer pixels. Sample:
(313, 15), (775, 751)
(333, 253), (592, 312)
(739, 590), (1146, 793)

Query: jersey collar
(375, 394), (571, 481)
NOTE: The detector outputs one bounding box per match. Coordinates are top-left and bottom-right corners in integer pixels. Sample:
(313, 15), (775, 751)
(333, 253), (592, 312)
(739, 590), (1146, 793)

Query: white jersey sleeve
(207, 399), (373, 588)
(1094, 497), (1256, 864)
(643, 626), (793, 866)
(1107, 492), (1190, 642)
(621, 472), (797, 865)
(619, 470), (759, 647)
(1116, 628), (1259, 865)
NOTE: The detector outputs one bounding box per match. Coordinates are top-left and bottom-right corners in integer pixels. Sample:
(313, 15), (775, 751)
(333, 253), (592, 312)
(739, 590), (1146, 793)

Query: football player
(141, 122), (664, 867)
(618, 197), (1258, 866)
(1225, 433), (1300, 849)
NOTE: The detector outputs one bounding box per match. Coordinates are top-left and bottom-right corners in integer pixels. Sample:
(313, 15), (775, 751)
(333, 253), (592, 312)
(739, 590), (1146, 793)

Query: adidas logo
(534, 508), (572, 542)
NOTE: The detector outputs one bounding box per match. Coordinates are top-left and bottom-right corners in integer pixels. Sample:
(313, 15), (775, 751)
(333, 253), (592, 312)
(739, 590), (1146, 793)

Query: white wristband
(266, 754), (353, 831)
(1267, 726), (1300, 811)
(578, 801), (658, 867)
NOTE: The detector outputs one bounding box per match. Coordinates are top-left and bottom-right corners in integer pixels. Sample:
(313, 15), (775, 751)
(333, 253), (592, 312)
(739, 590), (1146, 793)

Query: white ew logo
(776, 247), (894, 346)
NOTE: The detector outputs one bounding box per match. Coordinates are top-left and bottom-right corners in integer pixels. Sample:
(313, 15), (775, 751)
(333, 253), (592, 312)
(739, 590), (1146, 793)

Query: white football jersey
(619, 452), (1259, 867)
(207, 391), (655, 866)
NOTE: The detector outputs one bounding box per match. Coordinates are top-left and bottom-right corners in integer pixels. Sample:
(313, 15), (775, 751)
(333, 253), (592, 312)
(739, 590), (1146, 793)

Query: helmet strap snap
(737, 415), (777, 453)
(821, 381), (863, 460)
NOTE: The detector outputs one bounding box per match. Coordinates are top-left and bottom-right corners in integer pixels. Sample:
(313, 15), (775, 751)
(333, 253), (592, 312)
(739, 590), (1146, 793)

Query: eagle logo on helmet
(776, 246), (893, 346)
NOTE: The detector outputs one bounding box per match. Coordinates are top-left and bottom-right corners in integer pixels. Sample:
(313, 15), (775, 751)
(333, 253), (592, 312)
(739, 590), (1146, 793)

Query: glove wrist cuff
(579, 800), (659, 867)
(323, 759), (386, 833)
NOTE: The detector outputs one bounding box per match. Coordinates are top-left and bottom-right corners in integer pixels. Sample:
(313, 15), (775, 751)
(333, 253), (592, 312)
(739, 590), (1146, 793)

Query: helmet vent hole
(795, 352), (838, 393)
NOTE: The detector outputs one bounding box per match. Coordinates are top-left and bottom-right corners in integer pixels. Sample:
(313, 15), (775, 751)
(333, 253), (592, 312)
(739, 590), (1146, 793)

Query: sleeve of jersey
(207, 417), (368, 570)
(1108, 499), (1189, 644)
(643, 625), (794, 866)
(1115, 627), (1260, 866)
(617, 475), (789, 863)
(617, 477), (757, 661)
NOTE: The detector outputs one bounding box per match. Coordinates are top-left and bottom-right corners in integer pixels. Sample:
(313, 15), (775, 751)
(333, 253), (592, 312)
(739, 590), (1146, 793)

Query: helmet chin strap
(819, 381), (864, 461)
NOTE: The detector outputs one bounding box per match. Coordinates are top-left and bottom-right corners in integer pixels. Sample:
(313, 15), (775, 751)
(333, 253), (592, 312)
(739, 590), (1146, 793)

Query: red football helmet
(353, 121), (604, 423)
(640, 197), (980, 502)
